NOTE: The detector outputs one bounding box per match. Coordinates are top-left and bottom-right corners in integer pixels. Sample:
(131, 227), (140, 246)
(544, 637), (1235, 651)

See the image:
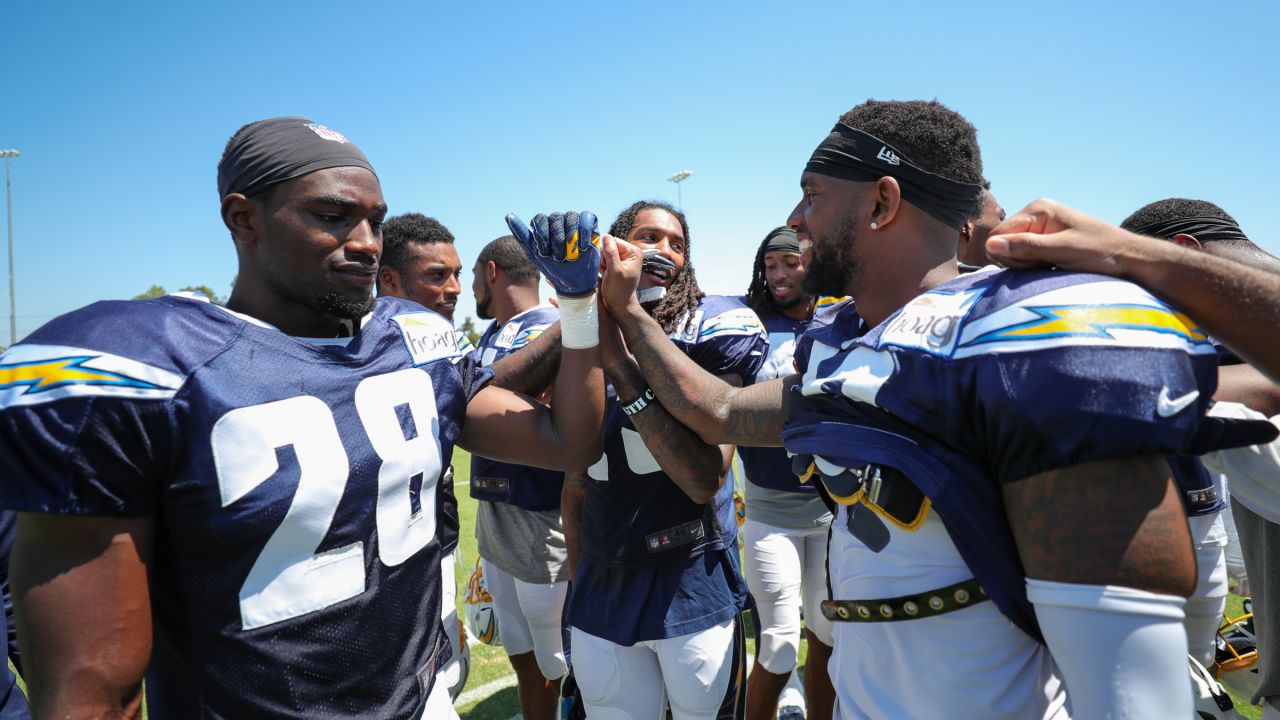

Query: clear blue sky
(2, 0), (1277, 341)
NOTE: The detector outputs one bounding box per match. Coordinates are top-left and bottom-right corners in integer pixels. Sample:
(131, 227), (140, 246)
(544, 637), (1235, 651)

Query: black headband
(1132, 216), (1249, 244)
(764, 227), (802, 253)
(217, 116), (376, 198)
(805, 123), (982, 229)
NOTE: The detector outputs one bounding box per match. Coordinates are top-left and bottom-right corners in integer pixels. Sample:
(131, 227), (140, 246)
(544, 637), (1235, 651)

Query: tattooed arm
(598, 235), (788, 447)
(487, 323), (563, 398)
(1002, 455), (1194, 596)
(601, 309), (730, 504)
(562, 471), (588, 579)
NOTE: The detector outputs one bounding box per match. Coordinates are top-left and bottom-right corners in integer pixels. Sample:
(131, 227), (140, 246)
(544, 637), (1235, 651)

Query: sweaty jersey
(571, 296), (766, 644)
(470, 305), (563, 511)
(0, 295), (489, 719)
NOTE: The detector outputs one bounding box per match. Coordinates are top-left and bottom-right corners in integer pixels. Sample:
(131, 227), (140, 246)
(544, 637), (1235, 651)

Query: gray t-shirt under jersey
(743, 480), (833, 530)
(476, 500), (569, 584)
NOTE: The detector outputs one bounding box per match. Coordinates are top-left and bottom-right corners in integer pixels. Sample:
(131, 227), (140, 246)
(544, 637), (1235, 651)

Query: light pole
(1, 149), (17, 346)
(667, 170), (692, 209)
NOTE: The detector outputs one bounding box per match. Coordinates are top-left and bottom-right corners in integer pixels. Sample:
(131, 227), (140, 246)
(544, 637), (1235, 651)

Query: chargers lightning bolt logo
(0, 356), (166, 395)
(964, 304), (1208, 346)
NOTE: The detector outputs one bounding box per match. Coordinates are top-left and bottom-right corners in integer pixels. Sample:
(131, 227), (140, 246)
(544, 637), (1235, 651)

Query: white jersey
(828, 503), (1068, 720)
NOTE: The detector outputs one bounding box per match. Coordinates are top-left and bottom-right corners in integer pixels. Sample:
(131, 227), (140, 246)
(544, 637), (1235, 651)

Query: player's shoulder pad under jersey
(669, 294), (766, 345)
(495, 305), (558, 351)
(377, 297), (464, 366)
(875, 268), (1213, 360)
(0, 295), (243, 409)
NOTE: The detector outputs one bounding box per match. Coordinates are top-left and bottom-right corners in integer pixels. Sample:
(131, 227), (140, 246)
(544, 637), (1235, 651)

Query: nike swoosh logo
(1156, 386), (1200, 417)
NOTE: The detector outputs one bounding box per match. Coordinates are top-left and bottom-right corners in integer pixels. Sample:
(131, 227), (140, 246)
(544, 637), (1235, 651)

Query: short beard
(318, 291), (376, 320)
(801, 215), (859, 298)
(475, 288), (493, 320)
(770, 292), (809, 310)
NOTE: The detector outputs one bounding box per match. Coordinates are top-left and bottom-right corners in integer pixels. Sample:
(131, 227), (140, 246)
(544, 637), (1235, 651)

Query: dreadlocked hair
(745, 226), (810, 317)
(608, 200), (704, 333)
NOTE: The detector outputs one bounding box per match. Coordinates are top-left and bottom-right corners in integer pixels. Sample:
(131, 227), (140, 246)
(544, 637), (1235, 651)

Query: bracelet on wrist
(621, 388), (656, 417)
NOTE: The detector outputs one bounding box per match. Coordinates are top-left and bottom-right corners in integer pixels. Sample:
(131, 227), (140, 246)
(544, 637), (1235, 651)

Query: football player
(738, 227), (834, 720)
(596, 99), (1248, 718)
(376, 211), (472, 718)
(378, 213), (464, 322)
(468, 234), (570, 720)
(0, 117), (605, 719)
(957, 183), (1005, 268)
(559, 200), (767, 719)
(1118, 199), (1280, 716)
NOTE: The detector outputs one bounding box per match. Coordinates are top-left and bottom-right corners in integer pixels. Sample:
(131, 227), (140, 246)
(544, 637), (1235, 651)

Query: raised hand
(505, 211), (602, 297)
(598, 234), (645, 317)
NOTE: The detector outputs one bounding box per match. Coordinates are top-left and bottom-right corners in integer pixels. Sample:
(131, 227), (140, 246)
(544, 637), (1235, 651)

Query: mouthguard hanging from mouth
(637, 249), (678, 304)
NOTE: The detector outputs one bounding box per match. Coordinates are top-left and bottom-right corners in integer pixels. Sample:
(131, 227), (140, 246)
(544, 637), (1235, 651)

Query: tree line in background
(134, 284), (226, 305)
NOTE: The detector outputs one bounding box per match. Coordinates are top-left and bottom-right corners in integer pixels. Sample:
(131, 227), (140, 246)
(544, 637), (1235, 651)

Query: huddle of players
(3, 100), (1280, 720)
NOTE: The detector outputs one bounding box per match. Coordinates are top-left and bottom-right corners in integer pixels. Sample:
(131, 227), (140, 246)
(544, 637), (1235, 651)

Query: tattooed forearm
(616, 308), (785, 446)
(719, 383), (787, 446)
(605, 354), (727, 504)
(488, 324), (563, 396)
(1002, 455), (1195, 596)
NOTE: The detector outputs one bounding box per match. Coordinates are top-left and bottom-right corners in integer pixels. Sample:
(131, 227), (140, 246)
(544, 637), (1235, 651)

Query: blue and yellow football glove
(505, 211), (602, 298)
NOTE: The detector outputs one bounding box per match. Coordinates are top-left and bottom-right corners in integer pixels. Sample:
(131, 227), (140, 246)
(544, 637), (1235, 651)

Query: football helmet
(445, 617), (471, 701)
(463, 557), (502, 647)
(1215, 601), (1259, 701)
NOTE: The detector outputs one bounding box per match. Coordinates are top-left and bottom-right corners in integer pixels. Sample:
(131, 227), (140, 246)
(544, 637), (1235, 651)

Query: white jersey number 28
(211, 368), (442, 630)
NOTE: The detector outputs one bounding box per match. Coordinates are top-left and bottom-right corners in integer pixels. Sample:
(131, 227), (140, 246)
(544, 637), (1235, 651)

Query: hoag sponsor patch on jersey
(391, 312), (461, 365)
(878, 288), (984, 356)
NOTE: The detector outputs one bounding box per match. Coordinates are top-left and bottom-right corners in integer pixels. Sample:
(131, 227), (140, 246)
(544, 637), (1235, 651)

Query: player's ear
(1171, 233), (1204, 251)
(870, 176), (902, 230)
(222, 193), (260, 246)
(379, 266), (402, 295)
(486, 260), (499, 284)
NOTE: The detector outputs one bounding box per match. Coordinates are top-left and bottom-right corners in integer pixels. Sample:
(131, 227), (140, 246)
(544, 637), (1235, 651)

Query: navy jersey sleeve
(956, 275), (1220, 483)
(681, 298), (768, 384)
(453, 351), (495, 402)
(0, 302), (202, 515)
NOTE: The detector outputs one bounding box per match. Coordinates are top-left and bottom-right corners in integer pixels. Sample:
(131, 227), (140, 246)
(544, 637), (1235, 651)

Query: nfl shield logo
(307, 123), (351, 144)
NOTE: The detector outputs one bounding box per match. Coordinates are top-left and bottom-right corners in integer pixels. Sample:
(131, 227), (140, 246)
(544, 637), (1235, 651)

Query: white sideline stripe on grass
(455, 672), (517, 707)
(453, 653), (756, 712)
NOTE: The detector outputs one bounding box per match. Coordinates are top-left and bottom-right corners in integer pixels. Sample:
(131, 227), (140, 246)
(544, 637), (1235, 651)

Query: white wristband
(557, 292), (599, 349)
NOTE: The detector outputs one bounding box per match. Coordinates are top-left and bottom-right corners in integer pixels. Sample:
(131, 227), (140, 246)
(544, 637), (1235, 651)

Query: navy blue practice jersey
(737, 303), (816, 495)
(0, 295), (488, 719)
(582, 295), (767, 566)
(786, 269), (1219, 632)
(570, 296), (765, 644)
(470, 305), (563, 511)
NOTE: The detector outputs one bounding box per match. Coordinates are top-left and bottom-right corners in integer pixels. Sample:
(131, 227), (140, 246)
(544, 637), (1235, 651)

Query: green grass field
(4, 450), (1264, 718)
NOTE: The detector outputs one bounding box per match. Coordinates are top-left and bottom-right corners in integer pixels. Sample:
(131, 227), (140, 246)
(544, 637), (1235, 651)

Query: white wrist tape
(1028, 578), (1190, 719)
(557, 292), (599, 349)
